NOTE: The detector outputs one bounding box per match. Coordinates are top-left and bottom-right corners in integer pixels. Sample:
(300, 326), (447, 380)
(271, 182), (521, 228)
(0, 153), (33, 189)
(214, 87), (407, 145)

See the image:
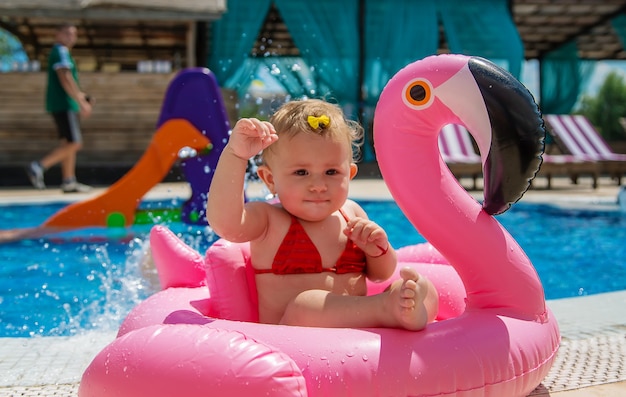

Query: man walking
(26, 22), (93, 193)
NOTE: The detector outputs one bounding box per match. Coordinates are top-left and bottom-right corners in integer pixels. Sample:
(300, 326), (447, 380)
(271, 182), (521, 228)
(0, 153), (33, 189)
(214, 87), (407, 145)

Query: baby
(207, 99), (438, 330)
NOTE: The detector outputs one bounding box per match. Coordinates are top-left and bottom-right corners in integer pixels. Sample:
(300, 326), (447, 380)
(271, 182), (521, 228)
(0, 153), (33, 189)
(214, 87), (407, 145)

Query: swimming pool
(1, 198), (625, 338)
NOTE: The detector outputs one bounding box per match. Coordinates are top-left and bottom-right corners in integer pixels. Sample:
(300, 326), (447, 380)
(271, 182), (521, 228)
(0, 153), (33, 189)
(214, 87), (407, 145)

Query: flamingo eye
(402, 78), (434, 110)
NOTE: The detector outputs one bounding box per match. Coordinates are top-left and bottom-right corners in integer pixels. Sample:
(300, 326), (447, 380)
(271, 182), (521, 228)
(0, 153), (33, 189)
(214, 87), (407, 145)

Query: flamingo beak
(438, 57), (546, 215)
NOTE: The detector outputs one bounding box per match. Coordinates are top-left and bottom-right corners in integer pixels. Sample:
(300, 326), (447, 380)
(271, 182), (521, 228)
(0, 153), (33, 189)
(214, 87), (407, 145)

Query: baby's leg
(279, 289), (377, 328)
(279, 268), (435, 331)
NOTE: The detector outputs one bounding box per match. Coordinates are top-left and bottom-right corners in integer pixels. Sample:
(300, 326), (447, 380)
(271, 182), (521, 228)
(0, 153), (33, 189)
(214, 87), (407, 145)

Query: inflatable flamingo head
(375, 54), (545, 215)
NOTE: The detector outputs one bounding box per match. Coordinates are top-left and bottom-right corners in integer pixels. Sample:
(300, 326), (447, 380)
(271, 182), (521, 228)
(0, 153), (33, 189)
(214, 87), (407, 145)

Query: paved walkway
(0, 176), (625, 396)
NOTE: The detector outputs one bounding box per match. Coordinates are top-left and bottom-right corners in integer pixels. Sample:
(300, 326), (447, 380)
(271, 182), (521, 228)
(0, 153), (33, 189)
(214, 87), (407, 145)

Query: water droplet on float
(362, 355), (368, 361)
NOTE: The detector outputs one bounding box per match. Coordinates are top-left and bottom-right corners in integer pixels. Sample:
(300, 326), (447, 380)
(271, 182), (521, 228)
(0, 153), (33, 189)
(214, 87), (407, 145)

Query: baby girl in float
(207, 99), (439, 330)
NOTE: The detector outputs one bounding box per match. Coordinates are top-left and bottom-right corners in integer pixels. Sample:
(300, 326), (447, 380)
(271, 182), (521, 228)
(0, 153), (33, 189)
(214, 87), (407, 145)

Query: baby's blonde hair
(262, 99), (363, 164)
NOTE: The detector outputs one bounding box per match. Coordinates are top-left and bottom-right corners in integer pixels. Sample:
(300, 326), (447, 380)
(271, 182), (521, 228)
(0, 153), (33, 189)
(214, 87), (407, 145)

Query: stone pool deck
(0, 176), (625, 396)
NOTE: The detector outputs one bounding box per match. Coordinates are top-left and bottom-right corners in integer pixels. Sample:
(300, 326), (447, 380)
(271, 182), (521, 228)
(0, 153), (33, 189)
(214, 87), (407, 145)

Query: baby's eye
(294, 169), (308, 176)
(326, 169), (338, 175)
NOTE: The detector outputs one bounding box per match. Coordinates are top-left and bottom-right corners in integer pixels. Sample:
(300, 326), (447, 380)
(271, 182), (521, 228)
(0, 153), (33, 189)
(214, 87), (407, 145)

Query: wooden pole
(186, 21), (196, 67)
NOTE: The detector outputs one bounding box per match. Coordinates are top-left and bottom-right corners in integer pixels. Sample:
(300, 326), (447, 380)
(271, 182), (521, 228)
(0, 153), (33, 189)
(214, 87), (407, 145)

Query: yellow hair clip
(307, 115), (330, 129)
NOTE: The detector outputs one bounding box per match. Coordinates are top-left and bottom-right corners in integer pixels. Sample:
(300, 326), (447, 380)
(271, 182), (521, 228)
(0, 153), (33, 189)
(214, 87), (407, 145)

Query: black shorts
(52, 111), (82, 143)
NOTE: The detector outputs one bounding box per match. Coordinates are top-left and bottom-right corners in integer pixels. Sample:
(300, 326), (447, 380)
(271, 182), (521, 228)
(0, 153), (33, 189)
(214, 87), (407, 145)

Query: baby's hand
(227, 118), (278, 160)
(344, 217), (389, 257)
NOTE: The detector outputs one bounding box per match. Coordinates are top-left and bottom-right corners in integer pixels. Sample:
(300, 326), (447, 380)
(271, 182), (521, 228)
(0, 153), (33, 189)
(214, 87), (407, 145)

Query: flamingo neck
(378, 132), (546, 319)
(379, 134), (482, 238)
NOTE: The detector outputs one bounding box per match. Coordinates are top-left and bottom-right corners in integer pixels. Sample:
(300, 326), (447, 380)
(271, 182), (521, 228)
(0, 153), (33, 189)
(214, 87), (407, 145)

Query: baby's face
(266, 132), (355, 221)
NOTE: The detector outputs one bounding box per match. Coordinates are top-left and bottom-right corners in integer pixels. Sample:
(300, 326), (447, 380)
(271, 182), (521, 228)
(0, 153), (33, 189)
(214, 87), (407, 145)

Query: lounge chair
(438, 124), (483, 189)
(437, 122), (598, 191)
(544, 114), (626, 185)
(540, 152), (600, 189)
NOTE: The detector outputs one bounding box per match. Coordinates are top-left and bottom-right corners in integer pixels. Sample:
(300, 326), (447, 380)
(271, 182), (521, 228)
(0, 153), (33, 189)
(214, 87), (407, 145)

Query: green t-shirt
(45, 43), (80, 113)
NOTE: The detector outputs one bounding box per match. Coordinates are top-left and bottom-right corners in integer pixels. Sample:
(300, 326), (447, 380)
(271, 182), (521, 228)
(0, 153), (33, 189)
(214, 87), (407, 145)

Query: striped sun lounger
(544, 114), (626, 185)
(438, 124), (483, 189)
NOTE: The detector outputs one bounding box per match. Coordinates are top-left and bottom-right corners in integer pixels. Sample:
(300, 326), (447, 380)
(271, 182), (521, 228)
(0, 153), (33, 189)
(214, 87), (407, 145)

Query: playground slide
(156, 68), (231, 224)
(43, 119), (210, 228)
(0, 68), (230, 241)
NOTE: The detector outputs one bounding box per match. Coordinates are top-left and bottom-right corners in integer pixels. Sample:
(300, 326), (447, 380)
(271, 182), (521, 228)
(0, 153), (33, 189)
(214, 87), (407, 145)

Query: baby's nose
(309, 176), (327, 192)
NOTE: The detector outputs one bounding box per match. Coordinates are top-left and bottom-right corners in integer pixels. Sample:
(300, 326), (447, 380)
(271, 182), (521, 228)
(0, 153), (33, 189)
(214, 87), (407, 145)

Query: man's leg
(27, 140), (78, 189)
(60, 141), (80, 181)
(39, 140), (74, 171)
(49, 111), (91, 193)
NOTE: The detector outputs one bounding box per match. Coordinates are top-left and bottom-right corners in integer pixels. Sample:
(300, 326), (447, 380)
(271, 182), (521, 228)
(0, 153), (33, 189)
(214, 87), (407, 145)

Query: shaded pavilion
(2, 0), (626, 183)
(3, 0), (626, 111)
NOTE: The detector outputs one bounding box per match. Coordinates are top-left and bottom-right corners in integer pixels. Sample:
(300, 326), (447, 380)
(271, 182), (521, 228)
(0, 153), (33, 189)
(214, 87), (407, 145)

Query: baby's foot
(386, 267), (429, 331)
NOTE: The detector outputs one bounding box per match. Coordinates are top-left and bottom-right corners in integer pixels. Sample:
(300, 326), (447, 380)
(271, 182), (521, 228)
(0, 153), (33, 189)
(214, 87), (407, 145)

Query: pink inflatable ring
(79, 54), (560, 397)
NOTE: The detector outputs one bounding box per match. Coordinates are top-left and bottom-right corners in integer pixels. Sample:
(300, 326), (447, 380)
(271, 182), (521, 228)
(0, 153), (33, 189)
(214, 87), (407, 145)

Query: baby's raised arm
(207, 118), (278, 242)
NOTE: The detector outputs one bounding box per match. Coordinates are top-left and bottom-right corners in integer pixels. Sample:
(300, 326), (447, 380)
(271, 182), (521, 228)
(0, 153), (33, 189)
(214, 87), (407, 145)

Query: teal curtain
(362, 0), (439, 160)
(230, 57), (321, 103)
(207, 0), (272, 88)
(539, 41), (595, 115)
(437, 0), (524, 78)
(363, 0), (438, 106)
(222, 58), (262, 97)
(274, 0), (360, 112)
(206, 0), (526, 161)
(260, 57), (319, 99)
(611, 14), (626, 49)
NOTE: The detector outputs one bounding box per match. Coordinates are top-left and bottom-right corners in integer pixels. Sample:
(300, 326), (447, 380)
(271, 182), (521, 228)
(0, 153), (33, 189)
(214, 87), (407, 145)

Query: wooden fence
(0, 71), (237, 170)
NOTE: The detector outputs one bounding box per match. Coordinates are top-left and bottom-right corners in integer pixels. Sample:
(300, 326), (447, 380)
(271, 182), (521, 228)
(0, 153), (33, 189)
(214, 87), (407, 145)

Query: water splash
(47, 237), (157, 337)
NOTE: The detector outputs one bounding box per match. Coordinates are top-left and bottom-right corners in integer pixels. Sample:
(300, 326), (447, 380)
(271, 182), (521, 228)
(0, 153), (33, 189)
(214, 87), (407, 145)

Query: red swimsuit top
(254, 209), (366, 275)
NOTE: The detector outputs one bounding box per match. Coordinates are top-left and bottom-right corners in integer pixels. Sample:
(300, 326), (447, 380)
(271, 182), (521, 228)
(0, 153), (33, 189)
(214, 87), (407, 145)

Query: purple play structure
(156, 68), (231, 225)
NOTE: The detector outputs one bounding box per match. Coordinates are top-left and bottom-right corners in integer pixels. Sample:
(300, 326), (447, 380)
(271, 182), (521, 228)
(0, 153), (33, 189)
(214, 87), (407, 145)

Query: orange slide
(43, 119), (211, 228)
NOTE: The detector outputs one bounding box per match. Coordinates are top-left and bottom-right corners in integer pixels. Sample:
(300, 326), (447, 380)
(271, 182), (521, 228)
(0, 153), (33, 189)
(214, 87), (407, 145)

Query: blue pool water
(1, 198), (625, 338)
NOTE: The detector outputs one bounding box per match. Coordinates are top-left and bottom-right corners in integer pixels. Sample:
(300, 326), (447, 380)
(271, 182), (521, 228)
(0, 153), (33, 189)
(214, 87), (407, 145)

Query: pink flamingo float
(79, 54), (559, 397)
